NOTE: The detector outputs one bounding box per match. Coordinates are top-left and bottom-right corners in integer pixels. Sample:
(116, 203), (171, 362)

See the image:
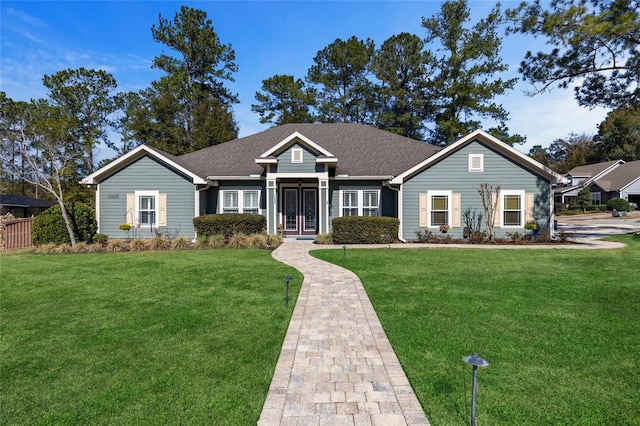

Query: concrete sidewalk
(258, 241), (429, 426)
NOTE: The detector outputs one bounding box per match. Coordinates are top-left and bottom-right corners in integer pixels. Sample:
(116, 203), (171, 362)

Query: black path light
(463, 353), (489, 426)
(283, 275), (292, 307)
(342, 245), (347, 264)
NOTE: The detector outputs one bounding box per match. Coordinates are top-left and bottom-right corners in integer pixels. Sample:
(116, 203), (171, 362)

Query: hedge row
(32, 202), (97, 246)
(193, 213), (266, 239)
(331, 216), (399, 244)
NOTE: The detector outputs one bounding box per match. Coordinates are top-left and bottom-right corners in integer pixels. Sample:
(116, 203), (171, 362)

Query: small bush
(266, 233), (283, 249)
(315, 233), (333, 245)
(332, 216), (399, 244)
(148, 236), (170, 251)
(32, 202), (97, 246)
(415, 229), (436, 243)
(193, 214), (266, 239)
(171, 236), (192, 250)
(130, 238), (149, 251)
(248, 233), (268, 249)
(35, 243), (57, 254)
(71, 242), (91, 253)
(227, 233), (252, 249)
(208, 234), (227, 248)
(93, 233), (109, 244)
(607, 198), (632, 212)
(106, 239), (129, 252)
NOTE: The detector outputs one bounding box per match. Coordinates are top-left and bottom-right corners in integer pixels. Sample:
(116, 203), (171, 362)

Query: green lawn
(1, 249), (301, 425)
(312, 236), (640, 425)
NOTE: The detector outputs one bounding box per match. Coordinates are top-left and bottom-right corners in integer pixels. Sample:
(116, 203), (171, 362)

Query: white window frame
(291, 147), (303, 163)
(220, 189), (261, 214)
(469, 154), (484, 172)
(338, 188), (381, 217)
(501, 190), (525, 228)
(427, 190), (452, 228)
(135, 190), (159, 227)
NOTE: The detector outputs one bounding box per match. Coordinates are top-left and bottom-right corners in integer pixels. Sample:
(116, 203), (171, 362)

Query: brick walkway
(258, 241), (429, 426)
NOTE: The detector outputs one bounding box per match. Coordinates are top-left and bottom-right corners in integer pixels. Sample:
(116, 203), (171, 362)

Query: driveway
(557, 211), (640, 240)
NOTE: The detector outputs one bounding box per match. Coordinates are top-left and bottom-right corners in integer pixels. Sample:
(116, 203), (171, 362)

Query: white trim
(426, 190), (452, 228)
(265, 172), (329, 180)
(219, 188), (261, 214)
(468, 154), (484, 172)
(338, 187), (381, 217)
(291, 147), (303, 163)
(258, 131), (336, 159)
(81, 145), (206, 185)
(390, 130), (567, 185)
(135, 190), (159, 227)
(501, 190), (525, 228)
(95, 185), (101, 234)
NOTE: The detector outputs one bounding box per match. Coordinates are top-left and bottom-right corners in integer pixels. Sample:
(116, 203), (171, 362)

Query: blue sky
(1, 1), (609, 160)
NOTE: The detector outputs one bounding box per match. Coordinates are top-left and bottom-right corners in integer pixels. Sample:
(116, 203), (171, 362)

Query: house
(0, 194), (56, 218)
(555, 160), (640, 207)
(81, 123), (567, 241)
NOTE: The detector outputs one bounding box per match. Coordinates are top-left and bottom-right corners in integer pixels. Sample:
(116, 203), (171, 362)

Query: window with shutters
(221, 189), (260, 214)
(132, 190), (164, 227)
(501, 190), (525, 227)
(469, 154), (484, 172)
(427, 190), (452, 227)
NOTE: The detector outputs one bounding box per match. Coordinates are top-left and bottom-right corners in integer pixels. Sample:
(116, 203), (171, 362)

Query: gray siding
(276, 143), (322, 174)
(98, 156), (196, 239)
(402, 141), (551, 240)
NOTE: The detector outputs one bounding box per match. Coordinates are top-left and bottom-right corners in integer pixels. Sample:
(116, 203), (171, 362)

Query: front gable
(255, 131), (337, 175)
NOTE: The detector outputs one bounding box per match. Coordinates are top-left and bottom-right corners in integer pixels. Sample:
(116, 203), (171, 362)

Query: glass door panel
(303, 189), (317, 232)
(284, 189), (298, 231)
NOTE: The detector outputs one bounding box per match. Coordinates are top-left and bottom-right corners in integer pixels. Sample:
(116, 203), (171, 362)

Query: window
(501, 190), (525, 227)
(221, 189), (260, 214)
(431, 195), (448, 226)
(127, 191), (166, 228)
(291, 148), (303, 163)
(339, 188), (380, 217)
(469, 154), (484, 172)
(591, 192), (601, 205)
(139, 195), (156, 226)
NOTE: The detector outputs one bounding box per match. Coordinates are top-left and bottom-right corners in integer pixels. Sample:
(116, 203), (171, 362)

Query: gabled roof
(566, 160), (624, 180)
(81, 145), (207, 185)
(0, 194), (56, 209)
(390, 129), (567, 184)
(592, 160), (640, 191)
(179, 123), (441, 178)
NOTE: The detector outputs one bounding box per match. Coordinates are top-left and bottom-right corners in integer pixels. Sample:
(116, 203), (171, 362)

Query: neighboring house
(0, 194), (56, 218)
(82, 123), (566, 241)
(555, 160), (640, 207)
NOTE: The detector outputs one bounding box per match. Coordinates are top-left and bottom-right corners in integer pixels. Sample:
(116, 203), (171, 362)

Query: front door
(282, 187), (317, 235)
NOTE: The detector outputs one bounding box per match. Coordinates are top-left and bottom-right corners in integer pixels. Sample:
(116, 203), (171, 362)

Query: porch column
(267, 179), (277, 234)
(319, 179), (329, 234)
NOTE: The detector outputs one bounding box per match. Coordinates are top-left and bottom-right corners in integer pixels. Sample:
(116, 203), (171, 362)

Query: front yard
(313, 235), (640, 425)
(1, 249), (301, 425)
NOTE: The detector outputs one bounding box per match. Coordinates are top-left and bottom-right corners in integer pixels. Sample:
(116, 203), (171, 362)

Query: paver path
(258, 241), (429, 426)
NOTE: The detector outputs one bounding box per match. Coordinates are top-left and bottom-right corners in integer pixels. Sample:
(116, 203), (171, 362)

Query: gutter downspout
(386, 183), (406, 242)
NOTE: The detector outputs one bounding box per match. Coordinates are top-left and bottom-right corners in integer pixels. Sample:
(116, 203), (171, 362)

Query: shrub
(71, 242), (91, 253)
(35, 243), (57, 254)
(415, 229), (436, 243)
(93, 233), (109, 244)
(148, 236), (170, 251)
(106, 239), (129, 252)
(208, 234), (227, 248)
(130, 238), (149, 251)
(607, 198), (632, 212)
(314, 233), (333, 245)
(332, 216), (399, 244)
(193, 214), (266, 239)
(32, 202), (97, 246)
(227, 233), (252, 249)
(171, 236), (192, 250)
(266, 233), (283, 249)
(248, 233), (268, 249)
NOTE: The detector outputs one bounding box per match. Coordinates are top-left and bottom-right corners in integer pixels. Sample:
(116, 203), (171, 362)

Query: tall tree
(371, 32), (432, 140)
(506, 0), (640, 109)
(129, 6), (238, 154)
(42, 68), (117, 175)
(307, 36), (376, 124)
(546, 133), (596, 173)
(593, 106), (640, 161)
(251, 75), (317, 126)
(0, 97), (81, 244)
(422, 0), (522, 146)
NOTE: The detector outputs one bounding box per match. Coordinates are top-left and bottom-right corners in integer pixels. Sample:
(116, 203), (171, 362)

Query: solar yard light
(284, 275), (292, 307)
(463, 353), (489, 426)
(342, 245), (347, 264)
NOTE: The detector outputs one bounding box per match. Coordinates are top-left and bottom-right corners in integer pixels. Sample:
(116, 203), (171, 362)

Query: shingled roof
(594, 160), (640, 191)
(178, 123), (441, 178)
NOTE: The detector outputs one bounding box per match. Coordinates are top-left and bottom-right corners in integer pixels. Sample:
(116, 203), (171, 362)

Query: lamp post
(463, 353), (489, 426)
(284, 275), (292, 307)
(342, 245), (347, 264)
